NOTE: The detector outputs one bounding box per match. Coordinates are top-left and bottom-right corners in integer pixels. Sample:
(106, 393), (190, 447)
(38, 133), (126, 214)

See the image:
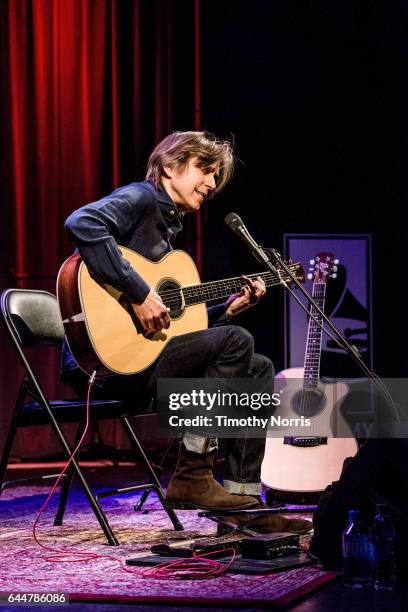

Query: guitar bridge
(283, 436), (327, 447)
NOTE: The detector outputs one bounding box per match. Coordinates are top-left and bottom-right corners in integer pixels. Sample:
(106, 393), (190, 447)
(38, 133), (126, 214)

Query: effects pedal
(241, 532), (300, 560)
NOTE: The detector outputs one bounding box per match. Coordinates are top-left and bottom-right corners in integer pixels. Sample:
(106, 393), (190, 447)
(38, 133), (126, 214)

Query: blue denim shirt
(62, 180), (227, 373)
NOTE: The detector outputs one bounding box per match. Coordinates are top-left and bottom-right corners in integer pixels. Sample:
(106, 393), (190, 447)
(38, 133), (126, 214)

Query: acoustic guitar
(57, 247), (305, 377)
(261, 252), (358, 498)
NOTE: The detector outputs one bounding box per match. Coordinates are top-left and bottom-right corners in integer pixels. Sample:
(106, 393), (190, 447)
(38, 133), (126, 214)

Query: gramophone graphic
(285, 235), (372, 379)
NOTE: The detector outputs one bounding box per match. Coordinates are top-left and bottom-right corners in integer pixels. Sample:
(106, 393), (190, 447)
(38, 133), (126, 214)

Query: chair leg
(53, 466), (74, 526)
(53, 422), (84, 526)
(0, 386), (25, 495)
(134, 438), (176, 512)
(134, 488), (150, 512)
(43, 411), (119, 545)
(119, 417), (184, 531)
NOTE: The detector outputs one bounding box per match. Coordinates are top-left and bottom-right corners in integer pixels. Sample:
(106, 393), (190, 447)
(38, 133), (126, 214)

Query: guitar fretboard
(303, 282), (326, 390)
(180, 268), (299, 306)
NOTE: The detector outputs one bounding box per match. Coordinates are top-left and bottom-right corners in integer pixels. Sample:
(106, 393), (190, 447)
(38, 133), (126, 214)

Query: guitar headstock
(307, 252), (338, 284)
(279, 262), (306, 284)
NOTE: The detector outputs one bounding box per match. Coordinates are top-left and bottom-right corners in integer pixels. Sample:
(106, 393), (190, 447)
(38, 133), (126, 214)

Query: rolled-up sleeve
(65, 185), (153, 304)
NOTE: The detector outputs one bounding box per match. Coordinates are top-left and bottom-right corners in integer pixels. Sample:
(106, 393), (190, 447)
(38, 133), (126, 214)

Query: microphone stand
(234, 224), (399, 420)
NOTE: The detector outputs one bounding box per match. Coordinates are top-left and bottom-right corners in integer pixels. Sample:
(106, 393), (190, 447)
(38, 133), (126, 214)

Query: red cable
(143, 547), (237, 579)
(32, 376), (99, 562)
(31, 376), (234, 579)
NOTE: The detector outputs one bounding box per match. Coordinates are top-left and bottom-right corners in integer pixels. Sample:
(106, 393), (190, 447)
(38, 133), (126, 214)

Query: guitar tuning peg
(308, 267), (314, 271)
(332, 266), (338, 272)
(309, 259), (315, 265)
(307, 273), (313, 280)
(331, 273), (337, 279)
(334, 258), (339, 265)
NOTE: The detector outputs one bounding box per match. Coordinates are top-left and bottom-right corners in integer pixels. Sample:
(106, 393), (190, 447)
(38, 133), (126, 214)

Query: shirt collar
(154, 185), (183, 235)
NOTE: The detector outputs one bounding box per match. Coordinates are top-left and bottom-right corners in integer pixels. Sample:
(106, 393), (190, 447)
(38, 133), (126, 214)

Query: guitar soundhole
(291, 389), (326, 417)
(157, 279), (184, 319)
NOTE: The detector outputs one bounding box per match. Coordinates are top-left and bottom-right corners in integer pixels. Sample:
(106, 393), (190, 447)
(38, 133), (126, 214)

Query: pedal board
(125, 552), (312, 574)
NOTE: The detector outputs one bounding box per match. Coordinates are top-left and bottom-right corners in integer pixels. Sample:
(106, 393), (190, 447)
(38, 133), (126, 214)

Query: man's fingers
(149, 320), (159, 333)
(241, 275), (256, 293)
(252, 276), (266, 298)
(240, 276), (267, 304)
(161, 311), (171, 329)
(256, 276), (266, 291)
(253, 283), (266, 297)
(240, 277), (258, 304)
(143, 316), (163, 334)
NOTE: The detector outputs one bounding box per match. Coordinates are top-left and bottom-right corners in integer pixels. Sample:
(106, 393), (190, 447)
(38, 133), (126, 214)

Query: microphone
(224, 212), (269, 264)
(224, 211), (245, 233)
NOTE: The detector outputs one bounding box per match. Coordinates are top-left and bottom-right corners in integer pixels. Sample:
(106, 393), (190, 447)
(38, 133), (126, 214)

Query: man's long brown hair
(146, 131), (235, 196)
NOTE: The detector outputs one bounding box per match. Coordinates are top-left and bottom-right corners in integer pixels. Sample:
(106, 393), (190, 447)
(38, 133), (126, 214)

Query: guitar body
(57, 246), (304, 377)
(57, 248), (207, 376)
(261, 367), (358, 494)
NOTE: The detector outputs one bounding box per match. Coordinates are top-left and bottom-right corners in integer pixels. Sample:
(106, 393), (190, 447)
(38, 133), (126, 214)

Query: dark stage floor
(1, 461), (407, 611)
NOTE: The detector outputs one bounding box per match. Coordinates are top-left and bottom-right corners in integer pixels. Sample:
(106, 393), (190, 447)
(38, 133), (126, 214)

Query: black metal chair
(0, 288), (183, 545)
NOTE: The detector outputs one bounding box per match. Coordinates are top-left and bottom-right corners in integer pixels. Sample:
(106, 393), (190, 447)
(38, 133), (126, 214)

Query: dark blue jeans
(62, 325), (274, 495)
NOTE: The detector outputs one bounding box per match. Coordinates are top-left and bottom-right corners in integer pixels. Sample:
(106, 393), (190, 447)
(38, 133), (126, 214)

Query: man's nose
(205, 174), (216, 189)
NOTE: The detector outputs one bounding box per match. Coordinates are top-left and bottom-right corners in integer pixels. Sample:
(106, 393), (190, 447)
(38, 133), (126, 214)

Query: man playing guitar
(61, 130), (311, 533)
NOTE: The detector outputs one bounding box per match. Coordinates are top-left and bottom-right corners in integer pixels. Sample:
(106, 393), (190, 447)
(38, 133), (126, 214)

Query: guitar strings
(158, 277), (293, 309)
(155, 270), (299, 303)
(158, 275), (282, 299)
(156, 272), (273, 299)
(155, 267), (300, 299)
(300, 286), (325, 425)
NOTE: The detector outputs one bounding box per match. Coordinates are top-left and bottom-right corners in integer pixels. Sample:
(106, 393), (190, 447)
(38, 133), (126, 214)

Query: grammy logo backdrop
(284, 234), (373, 378)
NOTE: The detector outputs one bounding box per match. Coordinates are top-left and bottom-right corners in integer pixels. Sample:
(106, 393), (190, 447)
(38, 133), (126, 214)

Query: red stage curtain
(0, 0), (198, 457)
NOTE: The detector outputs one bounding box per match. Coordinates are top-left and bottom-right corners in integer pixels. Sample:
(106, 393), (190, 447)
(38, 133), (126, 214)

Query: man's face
(162, 157), (220, 213)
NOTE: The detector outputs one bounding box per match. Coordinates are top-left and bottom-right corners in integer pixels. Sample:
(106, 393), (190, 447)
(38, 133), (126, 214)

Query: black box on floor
(241, 532), (299, 560)
(126, 552), (312, 574)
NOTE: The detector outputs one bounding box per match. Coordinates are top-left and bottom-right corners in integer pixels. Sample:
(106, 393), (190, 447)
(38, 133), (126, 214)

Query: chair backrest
(0, 289), (65, 348)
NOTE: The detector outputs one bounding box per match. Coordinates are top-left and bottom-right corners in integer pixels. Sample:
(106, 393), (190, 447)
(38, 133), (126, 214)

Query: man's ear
(163, 165), (173, 179)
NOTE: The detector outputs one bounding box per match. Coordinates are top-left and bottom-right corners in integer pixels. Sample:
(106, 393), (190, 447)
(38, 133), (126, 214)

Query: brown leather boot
(164, 444), (259, 511)
(216, 502), (313, 535)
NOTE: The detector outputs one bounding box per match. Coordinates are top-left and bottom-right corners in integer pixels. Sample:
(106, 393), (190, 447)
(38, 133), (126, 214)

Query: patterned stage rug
(0, 485), (337, 608)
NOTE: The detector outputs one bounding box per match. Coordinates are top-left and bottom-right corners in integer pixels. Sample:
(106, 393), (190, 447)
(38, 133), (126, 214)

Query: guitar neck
(180, 268), (298, 306)
(303, 282), (326, 389)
